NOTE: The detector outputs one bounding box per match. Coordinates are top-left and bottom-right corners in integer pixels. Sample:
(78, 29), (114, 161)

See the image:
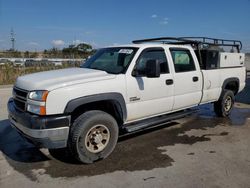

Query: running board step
(123, 109), (196, 133)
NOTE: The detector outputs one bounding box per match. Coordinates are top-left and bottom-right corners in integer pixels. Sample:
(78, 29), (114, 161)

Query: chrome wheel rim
(84, 124), (110, 153)
(224, 96), (232, 112)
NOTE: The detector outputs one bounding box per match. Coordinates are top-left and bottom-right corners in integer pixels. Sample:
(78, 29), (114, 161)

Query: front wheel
(68, 110), (119, 164)
(214, 90), (235, 117)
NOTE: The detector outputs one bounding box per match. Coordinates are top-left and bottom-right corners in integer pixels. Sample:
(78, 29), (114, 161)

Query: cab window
(170, 48), (196, 73)
(134, 48), (169, 76)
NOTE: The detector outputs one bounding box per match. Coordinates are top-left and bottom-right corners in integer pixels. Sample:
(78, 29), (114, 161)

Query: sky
(0, 0), (250, 52)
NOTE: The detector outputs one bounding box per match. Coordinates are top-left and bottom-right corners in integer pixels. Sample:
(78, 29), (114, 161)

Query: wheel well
(224, 81), (239, 95)
(70, 100), (123, 126)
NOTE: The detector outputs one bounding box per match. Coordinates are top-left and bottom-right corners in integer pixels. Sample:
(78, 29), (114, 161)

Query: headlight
(28, 90), (48, 101)
(27, 90), (48, 115)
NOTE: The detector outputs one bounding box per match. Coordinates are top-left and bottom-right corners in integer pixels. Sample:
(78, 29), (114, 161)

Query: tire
(214, 90), (235, 117)
(68, 110), (119, 164)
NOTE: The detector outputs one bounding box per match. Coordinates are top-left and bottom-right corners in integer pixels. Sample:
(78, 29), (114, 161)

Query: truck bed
(200, 67), (246, 104)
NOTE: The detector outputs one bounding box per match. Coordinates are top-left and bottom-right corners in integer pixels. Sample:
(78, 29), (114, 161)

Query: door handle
(166, 79), (174, 85)
(193, 76), (199, 82)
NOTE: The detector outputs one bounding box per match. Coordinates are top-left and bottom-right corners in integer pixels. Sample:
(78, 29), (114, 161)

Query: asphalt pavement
(0, 78), (250, 188)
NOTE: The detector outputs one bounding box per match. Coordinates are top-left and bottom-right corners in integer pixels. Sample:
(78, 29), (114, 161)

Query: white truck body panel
(200, 67), (246, 104)
(126, 72), (174, 121)
(15, 68), (115, 91)
(46, 74), (127, 115)
(219, 52), (245, 68)
(200, 69), (221, 103)
(172, 71), (203, 110)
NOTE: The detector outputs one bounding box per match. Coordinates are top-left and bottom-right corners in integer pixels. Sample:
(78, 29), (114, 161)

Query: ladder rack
(132, 37), (242, 52)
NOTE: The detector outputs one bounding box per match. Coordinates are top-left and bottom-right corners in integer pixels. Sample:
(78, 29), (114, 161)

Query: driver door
(126, 47), (174, 122)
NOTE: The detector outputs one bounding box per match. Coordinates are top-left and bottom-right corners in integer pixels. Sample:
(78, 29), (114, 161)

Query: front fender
(64, 92), (127, 121)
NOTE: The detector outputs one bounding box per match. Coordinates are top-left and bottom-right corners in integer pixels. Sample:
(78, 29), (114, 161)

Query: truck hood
(15, 68), (116, 91)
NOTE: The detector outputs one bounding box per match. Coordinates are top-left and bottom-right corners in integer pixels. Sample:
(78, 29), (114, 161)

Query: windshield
(81, 47), (138, 74)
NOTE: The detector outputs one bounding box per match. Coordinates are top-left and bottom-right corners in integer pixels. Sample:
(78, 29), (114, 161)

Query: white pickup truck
(8, 37), (246, 163)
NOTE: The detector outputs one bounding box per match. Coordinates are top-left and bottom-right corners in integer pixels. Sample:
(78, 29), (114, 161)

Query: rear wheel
(214, 90), (235, 117)
(68, 110), (118, 163)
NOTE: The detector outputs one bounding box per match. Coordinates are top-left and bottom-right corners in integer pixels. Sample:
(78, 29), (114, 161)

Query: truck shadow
(0, 119), (49, 163)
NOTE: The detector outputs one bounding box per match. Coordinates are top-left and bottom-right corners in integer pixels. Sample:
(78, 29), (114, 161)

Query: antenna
(10, 28), (15, 51)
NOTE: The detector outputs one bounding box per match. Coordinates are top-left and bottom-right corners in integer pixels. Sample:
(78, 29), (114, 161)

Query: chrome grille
(13, 87), (28, 111)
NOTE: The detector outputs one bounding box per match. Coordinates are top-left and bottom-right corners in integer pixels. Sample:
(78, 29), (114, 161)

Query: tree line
(0, 43), (95, 59)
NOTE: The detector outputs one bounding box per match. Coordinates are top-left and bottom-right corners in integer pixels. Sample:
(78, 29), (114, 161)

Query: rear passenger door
(169, 48), (202, 110)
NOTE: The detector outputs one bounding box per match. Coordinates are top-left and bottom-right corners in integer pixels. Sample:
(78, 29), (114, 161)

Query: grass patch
(0, 63), (80, 85)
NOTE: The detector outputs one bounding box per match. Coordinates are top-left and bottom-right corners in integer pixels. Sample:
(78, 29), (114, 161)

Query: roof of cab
(107, 43), (194, 50)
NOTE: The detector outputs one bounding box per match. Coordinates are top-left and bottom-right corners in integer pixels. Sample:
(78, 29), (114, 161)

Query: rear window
(170, 48), (196, 73)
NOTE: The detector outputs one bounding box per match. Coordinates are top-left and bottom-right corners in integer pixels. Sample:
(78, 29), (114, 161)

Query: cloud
(89, 41), (102, 49)
(70, 39), (100, 48)
(51, 39), (65, 47)
(151, 15), (169, 25)
(71, 39), (89, 47)
(160, 21), (168, 25)
(112, 43), (121, 46)
(84, 31), (94, 35)
(160, 18), (169, 25)
(28, 42), (39, 46)
(73, 39), (83, 45)
(151, 14), (158, 18)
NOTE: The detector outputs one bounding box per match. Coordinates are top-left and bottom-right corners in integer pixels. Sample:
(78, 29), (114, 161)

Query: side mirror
(132, 69), (139, 77)
(145, 59), (160, 78)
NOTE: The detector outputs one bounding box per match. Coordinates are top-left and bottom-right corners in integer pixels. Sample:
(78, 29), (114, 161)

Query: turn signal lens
(27, 104), (46, 115)
(40, 106), (46, 115)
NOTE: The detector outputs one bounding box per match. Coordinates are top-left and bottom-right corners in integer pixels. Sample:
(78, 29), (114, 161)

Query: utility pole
(10, 28), (15, 51)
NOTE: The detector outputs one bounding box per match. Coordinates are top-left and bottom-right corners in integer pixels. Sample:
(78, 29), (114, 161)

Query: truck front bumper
(8, 98), (70, 149)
